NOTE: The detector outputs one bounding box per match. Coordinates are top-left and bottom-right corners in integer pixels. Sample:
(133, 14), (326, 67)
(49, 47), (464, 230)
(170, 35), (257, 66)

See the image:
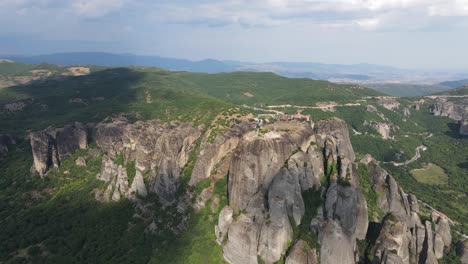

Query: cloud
(150, 0), (468, 30)
(71, 0), (125, 17)
(428, 0), (468, 16)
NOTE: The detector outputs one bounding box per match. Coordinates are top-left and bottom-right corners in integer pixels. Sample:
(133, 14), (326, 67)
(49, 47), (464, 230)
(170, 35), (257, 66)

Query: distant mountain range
(3, 52), (468, 96)
(439, 79), (468, 88)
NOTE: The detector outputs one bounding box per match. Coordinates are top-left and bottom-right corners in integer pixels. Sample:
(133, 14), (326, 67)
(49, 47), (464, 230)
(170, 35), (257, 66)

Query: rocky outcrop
(216, 119), (370, 264)
(93, 119), (200, 204)
(285, 240), (317, 264)
(377, 97), (400, 110)
(75, 156), (86, 166)
(456, 240), (468, 264)
(460, 114), (468, 136)
(319, 220), (355, 264)
(30, 122), (88, 177)
(221, 122), (317, 264)
(374, 123), (392, 140)
(95, 157), (131, 202)
(367, 161), (453, 263)
(189, 122), (250, 185)
(0, 134), (15, 157)
(430, 98), (466, 120)
(430, 98), (468, 136)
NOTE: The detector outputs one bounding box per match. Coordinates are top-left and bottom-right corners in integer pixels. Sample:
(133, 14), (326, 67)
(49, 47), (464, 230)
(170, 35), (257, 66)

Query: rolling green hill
(432, 86), (468, 95)
(0, 65), (383, 135)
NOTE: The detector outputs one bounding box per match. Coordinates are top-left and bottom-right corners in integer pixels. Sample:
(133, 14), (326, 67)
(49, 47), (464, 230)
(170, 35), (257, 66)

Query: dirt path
(389, 145), (426, 167)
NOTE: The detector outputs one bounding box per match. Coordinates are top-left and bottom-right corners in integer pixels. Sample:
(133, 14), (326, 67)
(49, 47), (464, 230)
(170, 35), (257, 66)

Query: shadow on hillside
(458, 160), (468, 169)
(444, 122), (461, 139)
(0, 68), (145, 135)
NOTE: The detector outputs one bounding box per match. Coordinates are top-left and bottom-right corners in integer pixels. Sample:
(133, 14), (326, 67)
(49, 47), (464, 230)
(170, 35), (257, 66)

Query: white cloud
(428, 0), (468, 16)
(355, 18), (381, 30)
(151, 0), (468, 30)
(71, 0), (125, 17)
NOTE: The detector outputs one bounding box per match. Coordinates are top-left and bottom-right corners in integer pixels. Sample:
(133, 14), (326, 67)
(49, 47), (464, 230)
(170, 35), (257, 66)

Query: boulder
(75, 156), (86, 166)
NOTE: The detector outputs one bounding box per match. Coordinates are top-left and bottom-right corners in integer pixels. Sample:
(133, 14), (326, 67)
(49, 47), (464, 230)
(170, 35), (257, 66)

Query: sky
(1, 0), (468, 69)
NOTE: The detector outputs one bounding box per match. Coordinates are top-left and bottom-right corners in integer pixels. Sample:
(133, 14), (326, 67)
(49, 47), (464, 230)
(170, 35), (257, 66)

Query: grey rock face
(215, 206), (233, 245)
(56, 122), (87, 161)
(95, 157), (130, 202)
(369, 162), (409, 217)
(377, 97), (400, 110)
(285, 240), (317, 264)
(30, 122), (88, 177)
(222, 124), (315, 264)
(223, 212), (263, 264)
(129, 170), (147, 197)
(323, 183), (368, 242)
(227, 123), (314, 212)
(371, 213), (409, 264)
(434, 217), (452, 248)
(189, 122), (250, 185)
(0, 134), (15, 157)
(367, 161), (453, 264)
(430, 99), (466, 121)
(30, 131), (54, 177)
(319, 220), (355, 264)
(219, 118), (370, 264)
(460, 114), (468, 136)
(93, 120), (200, 204)
(456, 240), (468, 264)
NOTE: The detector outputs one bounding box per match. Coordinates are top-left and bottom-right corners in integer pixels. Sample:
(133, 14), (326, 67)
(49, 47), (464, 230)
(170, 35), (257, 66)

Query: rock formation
(366, 161), (453, 264)
(30, 122), (88, 177)
(285, 240), (317, 264)
(457, 240), (468, 264)
(377, 97), (400, 110)
(430, 98), (466, 120)
(189, 122), (250, 185)
(0, 134), (15, 157)
(93, 119), (200, 204)
(460, 114), (468, 136)
(26, 115), (458, 264)
(214, 118), (369, 264)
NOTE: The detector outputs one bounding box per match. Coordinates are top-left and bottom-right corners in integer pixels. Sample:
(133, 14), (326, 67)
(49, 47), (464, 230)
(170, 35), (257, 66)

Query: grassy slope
(411, 163), (448, 185)
(176, 71), (384, 106)
(365, 83), (449, 97)
(432, 86), (468, 95)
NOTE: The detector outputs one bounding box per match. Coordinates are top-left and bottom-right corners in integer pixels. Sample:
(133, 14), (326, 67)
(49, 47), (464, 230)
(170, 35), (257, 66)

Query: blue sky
(1, 0), (468, 69)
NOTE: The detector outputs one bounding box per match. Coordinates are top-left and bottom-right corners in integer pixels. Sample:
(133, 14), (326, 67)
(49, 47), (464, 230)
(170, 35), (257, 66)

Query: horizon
(2, 51), (468, 73)
(1, 1), (468, 70)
